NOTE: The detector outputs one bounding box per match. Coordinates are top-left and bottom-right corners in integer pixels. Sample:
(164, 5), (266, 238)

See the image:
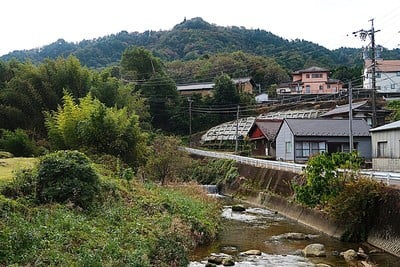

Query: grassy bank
(0, 157), (37, 184)
(0, 157), (221, 266)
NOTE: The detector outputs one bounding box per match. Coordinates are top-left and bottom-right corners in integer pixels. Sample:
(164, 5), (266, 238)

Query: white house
(363, 59), (400, 93)
(370, 120), (400, 172)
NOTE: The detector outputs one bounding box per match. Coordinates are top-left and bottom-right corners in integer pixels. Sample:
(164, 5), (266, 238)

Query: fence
(184, 147), (400, 186)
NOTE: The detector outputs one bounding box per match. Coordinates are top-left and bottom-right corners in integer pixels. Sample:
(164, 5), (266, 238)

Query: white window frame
(285, 141), (292, 153)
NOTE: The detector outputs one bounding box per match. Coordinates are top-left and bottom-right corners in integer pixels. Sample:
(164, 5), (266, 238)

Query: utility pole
(353, 19), (380, 127)
(235, 105), (239, 154)
(188, 97), (193, 147)
(348, 81), (353, 152)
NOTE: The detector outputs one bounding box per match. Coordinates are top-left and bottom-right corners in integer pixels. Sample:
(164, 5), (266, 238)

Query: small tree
(213, 74), (239, 106)
(145, 136), (191, 185)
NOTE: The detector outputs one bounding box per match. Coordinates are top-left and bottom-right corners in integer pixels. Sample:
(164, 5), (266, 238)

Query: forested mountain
(4, 17), (399, 71)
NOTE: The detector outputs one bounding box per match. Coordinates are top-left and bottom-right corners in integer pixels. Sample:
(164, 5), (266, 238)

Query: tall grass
(0, 178), (220, 266)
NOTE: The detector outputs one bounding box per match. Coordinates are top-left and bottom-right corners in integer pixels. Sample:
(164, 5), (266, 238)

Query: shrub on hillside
(36, 150), (100, 209)
(327, 176), (385, 242)
(190, 158), (240, 189)
(0, 129), (38, 157)
(1, 168), (37, 199)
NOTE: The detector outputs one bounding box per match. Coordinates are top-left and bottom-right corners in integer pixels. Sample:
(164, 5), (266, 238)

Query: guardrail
(184, 147), (400, 186)
(359, 170), (400, 186)
(184, 147), (305, 174)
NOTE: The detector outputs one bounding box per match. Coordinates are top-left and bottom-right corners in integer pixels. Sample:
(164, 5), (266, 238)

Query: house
(176, 82), (214, 97)
(370, 120), (400, 172)
(321, 100), (390, 127)
(255, 93), (269, 103)
(177, 77), (256, 97)
(248, 119), (282, 158)
(275, 118), (371, 163)
(363, 59), (400, 94)
(277, 66), (343, 95)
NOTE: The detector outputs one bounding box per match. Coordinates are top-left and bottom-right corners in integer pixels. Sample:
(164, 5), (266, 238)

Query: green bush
(36, 150), (100, 209)
(292, 152), (361, 207)
(0, 129), (37, 157)
(327, 177), (385, 242)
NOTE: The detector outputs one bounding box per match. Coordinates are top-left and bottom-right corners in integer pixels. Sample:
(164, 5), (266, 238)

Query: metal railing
(184, 147), (400, 185)
(359, 170), (400, 186)
(184, 147), (305, 174)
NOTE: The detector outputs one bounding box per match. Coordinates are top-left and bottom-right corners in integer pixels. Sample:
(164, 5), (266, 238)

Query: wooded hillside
(3, 17), (399, 70)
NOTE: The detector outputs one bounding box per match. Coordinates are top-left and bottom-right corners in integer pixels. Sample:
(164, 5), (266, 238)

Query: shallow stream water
(189, 197), (400, 267)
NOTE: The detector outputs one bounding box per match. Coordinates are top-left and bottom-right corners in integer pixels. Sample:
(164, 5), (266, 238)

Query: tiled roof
(285, 118), (371, 136)
(365, 59), (400, 73)
(370, 120), (400, 132)
(321, 100), (368, 117)
(293, 66), (329, 74)
(258, 110), (325, 119)
(327, 78), (342, 84)
(253, 119), (282, 140)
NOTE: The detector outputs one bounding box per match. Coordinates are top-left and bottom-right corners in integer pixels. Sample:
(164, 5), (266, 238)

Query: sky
(1, 0), (400, 57)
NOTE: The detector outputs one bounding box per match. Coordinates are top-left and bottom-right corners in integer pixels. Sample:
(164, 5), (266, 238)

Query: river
(189, 197), (400, 267)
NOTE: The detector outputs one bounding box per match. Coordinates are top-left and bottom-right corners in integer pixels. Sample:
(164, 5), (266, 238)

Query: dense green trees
(45, 93), (147, 166)
(0, 57), (91, 136)
(2, 17), (378, 70)
(213, 74), (240, 111)
(121, 47), (181, 132)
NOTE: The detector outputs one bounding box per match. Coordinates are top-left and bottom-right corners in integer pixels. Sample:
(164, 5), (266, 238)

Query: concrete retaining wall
(227, 162), (400, 258)
(259, 193), (344, 239)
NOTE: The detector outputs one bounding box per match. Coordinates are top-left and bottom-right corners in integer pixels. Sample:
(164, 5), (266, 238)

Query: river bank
(223, 162), (400, 260)
(190, 196), (400, 266)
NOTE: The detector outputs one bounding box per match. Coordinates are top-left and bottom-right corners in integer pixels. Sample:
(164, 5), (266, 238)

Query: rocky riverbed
(189, 199), (400, 266)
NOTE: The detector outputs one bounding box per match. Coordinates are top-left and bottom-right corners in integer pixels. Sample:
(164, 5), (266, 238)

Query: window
(295, 141), (326, 157)
(285, 142), (292, 153)
(327, 84), (331, 89)
(306, 74), (310, 78)
(377, 141), (387, 158)
(311, 73), (323, 78)
(396, 72), (400, 77)
(305, 85), (310, 93)
(391, 84), (396, 89)
(319, 85), (323, 90)
(376, 72), (381, 78)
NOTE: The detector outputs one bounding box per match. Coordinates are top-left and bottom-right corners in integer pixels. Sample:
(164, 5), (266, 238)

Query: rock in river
(303, 243), (326, 257)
